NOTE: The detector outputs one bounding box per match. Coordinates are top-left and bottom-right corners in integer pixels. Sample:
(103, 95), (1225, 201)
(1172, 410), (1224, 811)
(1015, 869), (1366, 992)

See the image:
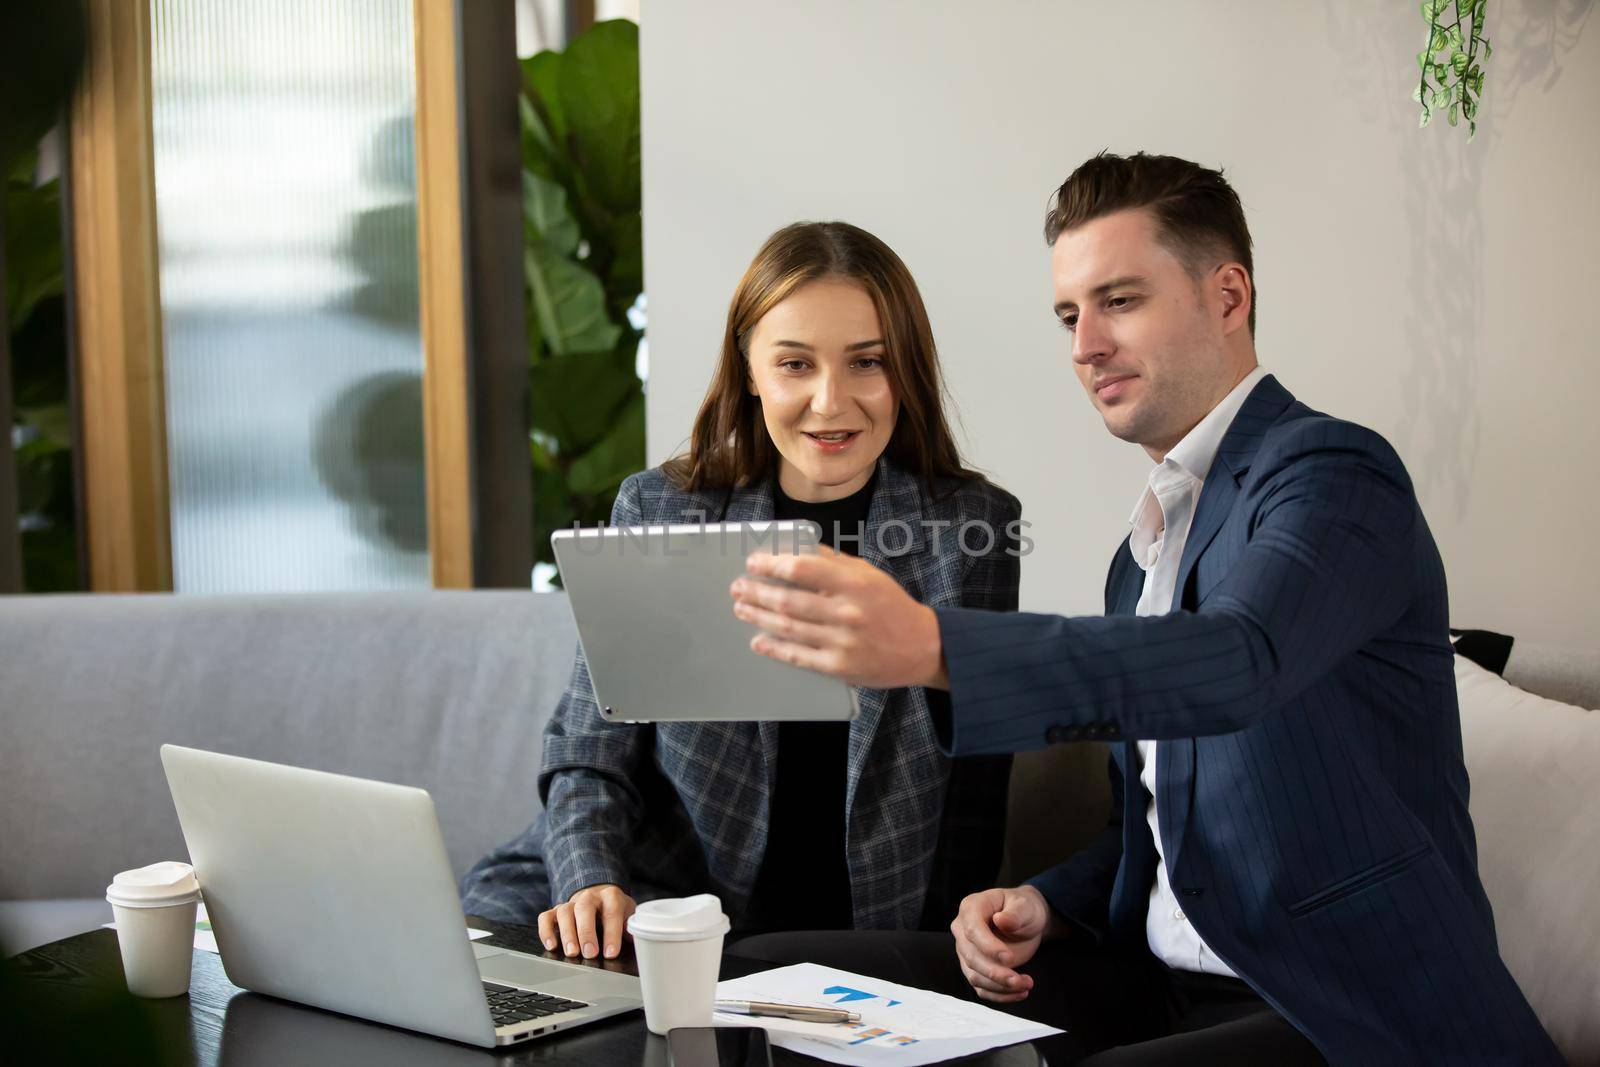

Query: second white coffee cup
(106, 861), (201, 999)
(626, 893), (730, 1035)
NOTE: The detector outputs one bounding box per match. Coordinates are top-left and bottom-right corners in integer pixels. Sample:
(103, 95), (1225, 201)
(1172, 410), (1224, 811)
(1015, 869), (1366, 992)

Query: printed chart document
(714, 962), (1061, 1066)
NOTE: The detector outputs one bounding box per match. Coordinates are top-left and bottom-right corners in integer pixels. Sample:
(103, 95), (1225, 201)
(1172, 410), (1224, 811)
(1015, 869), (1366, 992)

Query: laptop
(551, 519), (859, 723)
(160, 744), (644, 1047)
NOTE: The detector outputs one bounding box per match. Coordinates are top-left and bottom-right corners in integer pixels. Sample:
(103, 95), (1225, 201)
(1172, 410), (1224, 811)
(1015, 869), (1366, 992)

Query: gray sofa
(1, 592), (576, 953)
(3, 592), (1595, 1062)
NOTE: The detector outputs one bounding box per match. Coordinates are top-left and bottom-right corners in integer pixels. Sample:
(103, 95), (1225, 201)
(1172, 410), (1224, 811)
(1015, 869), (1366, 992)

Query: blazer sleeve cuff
(1025, 864), (1110, 946)
(932, 605), (989, 755)
(933, 605), (1046, 756)
(548, 840), (629, 905)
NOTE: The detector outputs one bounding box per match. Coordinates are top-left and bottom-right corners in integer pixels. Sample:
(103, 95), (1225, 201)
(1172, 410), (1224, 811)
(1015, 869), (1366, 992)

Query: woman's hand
(538, 884), (637, 960)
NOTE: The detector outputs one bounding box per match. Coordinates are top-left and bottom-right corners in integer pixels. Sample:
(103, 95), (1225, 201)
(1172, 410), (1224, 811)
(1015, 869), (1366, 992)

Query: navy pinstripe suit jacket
(461, 457), (1020, 933)
(933, 377), (1559, 1065)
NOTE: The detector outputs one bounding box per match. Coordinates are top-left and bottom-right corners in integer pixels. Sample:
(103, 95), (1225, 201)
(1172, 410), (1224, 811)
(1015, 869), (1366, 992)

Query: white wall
(640, 0), (1600, 645)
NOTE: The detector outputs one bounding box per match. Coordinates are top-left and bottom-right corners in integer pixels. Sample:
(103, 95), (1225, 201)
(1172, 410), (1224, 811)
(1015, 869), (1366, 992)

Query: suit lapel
(1171, 375), (1291, 602)
(1109, 542), (1142, 617)
(1169, 478), (1238, 628)
(1106, 546), (1142, 846)
(1161, 375), (1294, 877)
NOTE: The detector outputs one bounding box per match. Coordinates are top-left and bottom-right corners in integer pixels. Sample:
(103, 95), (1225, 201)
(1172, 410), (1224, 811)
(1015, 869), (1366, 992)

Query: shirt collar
(1126, 366), (1267, 570)
(1163, 365), (1268, 485)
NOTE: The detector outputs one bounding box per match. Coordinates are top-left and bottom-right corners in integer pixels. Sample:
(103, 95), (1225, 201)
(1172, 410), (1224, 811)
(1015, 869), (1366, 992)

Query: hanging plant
(1414, 0), (1490, 139)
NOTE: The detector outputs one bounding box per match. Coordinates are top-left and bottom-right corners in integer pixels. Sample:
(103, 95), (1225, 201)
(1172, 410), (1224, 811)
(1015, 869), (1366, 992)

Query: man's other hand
(537, 883), (636, 960)
(951, 886), (1058, 1003)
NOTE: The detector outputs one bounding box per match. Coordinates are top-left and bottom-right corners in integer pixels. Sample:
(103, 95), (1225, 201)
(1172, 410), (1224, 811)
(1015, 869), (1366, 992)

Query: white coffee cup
(626, 894), (730, 1035)
(106, 861), (201, 998)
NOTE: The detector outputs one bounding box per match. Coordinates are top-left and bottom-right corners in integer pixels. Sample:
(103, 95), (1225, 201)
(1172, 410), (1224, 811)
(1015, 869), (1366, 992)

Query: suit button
(1046, 726), (1069, 743)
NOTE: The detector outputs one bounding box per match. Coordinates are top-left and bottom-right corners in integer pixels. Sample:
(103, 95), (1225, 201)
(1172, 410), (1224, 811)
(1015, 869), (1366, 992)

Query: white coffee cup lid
(106, 861), (200, 908)
(626, 894), (730, 942)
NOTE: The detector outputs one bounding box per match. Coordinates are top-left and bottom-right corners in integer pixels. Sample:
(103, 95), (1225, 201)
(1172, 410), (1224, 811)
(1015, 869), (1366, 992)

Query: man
(728, 153), (1559, 1065)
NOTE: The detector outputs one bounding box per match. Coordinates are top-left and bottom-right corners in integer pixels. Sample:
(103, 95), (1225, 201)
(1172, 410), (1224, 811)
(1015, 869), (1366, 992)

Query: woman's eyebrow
(770, 339), (885, 351)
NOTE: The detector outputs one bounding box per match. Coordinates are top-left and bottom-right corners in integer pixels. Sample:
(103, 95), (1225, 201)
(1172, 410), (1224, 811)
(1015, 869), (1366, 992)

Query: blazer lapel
(718, 479), (782, 795)
(847, 460), (929, 822)
(1172, 374), (1293, 602)
(1106, 546), (1142, 858)
(1162, 375), (1294, 878)
(1109, 543), (1142, 617)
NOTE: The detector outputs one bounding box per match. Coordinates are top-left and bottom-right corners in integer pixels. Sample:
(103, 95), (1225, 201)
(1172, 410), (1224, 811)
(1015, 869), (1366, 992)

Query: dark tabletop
(7, 918), (1042, 1066)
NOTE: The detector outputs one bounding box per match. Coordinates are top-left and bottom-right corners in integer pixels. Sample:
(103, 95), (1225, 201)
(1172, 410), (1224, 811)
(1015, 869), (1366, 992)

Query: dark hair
(1043, 151), (1257, 334)
(662, 221), (978, 492)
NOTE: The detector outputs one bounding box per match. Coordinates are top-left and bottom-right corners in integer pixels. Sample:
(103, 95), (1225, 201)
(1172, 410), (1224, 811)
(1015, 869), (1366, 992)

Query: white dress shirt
(1130, 365), (1267, 977)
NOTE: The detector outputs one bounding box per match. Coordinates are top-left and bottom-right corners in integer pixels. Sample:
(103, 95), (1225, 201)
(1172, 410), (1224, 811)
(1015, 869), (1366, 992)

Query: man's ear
(1215, 263), (1252, 337)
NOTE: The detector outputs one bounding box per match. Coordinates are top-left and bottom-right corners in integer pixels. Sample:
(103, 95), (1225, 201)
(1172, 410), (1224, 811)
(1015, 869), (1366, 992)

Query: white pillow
(1455, 654), (1600, 1064)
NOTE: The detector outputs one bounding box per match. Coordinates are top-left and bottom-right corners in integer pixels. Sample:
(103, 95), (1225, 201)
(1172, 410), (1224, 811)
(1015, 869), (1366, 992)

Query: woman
(460, 221), (1021, 961)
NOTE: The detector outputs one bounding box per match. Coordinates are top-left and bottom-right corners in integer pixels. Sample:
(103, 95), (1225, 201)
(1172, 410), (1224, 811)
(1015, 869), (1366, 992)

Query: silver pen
(715, 999), (862, 1024)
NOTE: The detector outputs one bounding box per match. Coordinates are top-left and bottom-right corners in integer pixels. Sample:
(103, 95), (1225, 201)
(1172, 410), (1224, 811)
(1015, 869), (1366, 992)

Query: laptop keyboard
(484, 981), (589, 1028)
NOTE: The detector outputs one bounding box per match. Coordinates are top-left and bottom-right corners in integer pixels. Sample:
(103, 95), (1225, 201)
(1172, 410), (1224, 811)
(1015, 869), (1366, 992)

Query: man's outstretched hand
(950, 886), (1060, 1003)
(730, 546), (949, 690)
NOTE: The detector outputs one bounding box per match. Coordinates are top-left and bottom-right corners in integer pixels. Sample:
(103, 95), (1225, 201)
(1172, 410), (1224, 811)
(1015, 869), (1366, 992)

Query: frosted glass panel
(150, 0), (429, 592)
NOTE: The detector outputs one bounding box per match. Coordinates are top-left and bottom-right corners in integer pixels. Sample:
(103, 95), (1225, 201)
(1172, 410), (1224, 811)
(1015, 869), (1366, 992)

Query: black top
(744, 471), (876, 932)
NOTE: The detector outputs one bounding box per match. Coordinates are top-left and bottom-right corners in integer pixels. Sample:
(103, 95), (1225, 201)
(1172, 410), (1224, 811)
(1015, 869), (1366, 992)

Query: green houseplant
(520, 19), (645, 575)
(5, 148), (77, 592)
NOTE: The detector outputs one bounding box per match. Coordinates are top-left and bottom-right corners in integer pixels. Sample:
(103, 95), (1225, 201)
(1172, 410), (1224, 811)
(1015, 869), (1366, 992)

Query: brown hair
(1043, 151), (1257, 334)
(662, 221), (978, 493)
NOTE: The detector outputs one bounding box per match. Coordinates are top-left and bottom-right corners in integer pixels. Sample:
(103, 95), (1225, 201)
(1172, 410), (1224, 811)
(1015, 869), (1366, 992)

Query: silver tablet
(551, 519), (859, 723)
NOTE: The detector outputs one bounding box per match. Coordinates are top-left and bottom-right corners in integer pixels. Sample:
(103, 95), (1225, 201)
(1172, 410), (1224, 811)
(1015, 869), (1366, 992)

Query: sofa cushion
(0, 899), (111, 956)
(1456, 653), (1600, 1063)
(997, 743), (1113, 886)
(1504, 639), (1600, 713)
(0, 591), (577, 903)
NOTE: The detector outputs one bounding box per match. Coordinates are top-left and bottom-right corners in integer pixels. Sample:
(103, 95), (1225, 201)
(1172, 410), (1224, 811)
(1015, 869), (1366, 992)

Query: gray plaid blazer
(461, 456), (1021, 932)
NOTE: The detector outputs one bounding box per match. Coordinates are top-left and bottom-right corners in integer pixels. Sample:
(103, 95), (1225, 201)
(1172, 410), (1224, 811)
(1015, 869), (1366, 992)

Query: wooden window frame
(64, 0), (526, 592)
(69, 0), (172, 592)
(414, 0), (531, 589)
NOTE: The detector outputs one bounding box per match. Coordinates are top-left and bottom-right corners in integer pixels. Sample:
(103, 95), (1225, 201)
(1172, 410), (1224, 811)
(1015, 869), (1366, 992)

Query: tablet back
(551, 520), (858, 722)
